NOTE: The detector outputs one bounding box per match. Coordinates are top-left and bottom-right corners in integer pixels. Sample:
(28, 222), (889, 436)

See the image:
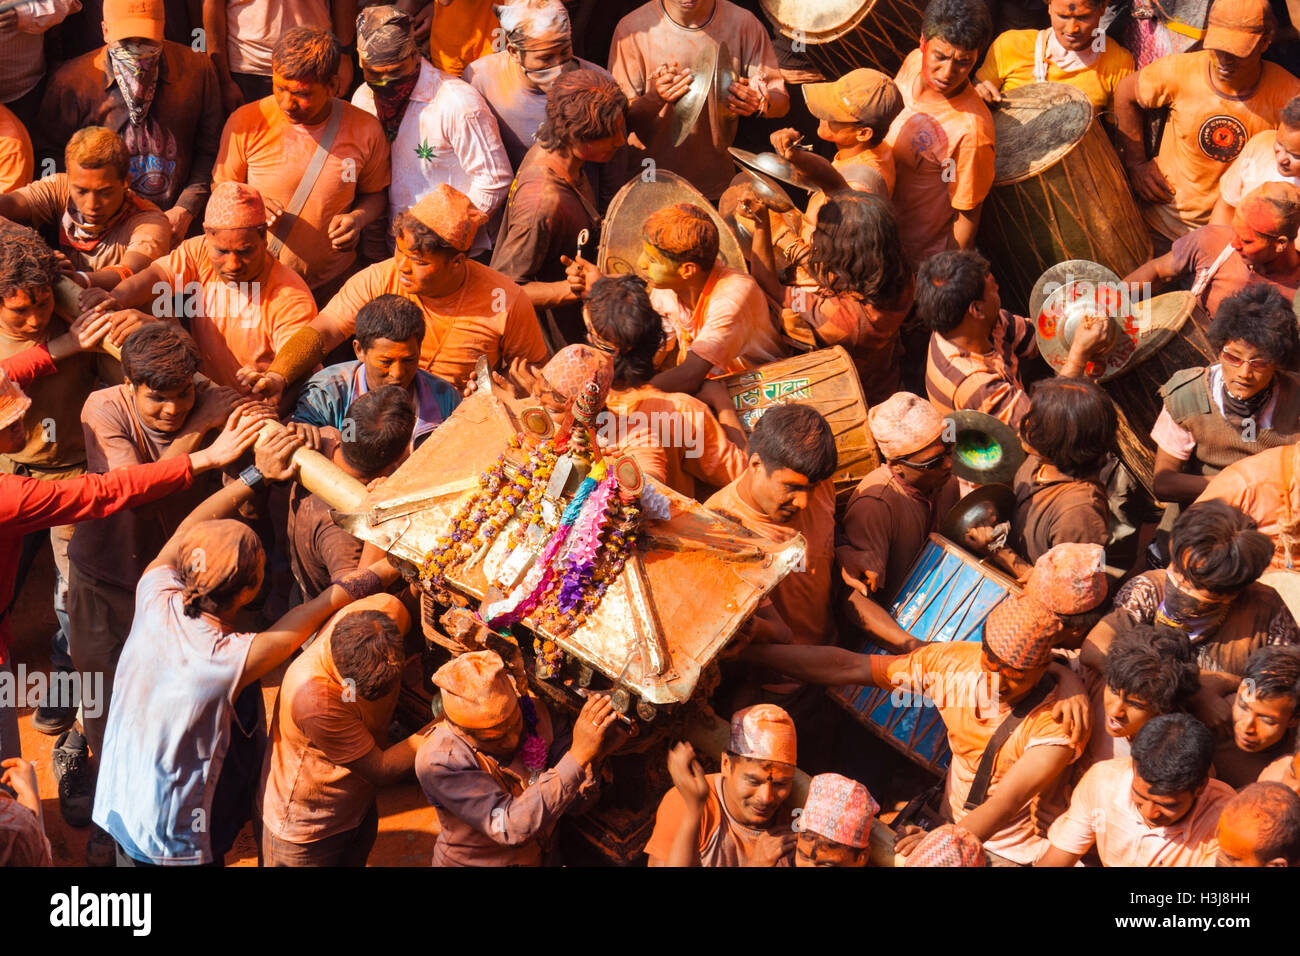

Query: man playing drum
(1211, 95), (1300, 225)
(838, 392), (959, 653)
(974, 0), (1134, 111)
(1124, 182), (1300, 320)
(917, 250), (1109, 427)
(885, 0), (996, 263)
(745, 590), (1089, 865)
(1113, 0), (1300, 249)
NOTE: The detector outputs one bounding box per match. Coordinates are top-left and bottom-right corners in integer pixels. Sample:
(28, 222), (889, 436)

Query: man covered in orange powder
(1215, 781), (1300, 866)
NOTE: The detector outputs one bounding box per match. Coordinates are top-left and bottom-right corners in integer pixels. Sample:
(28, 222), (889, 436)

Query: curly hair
(921, 0), (993, 51)
(1105, 623), (1200, 716)
(584, 274), (664, 387)
(808, 193), (910, 306)
(1208, 283), (1300, 369)
(535, 68), (628, 152)
(272, 26), (341, 85)
(0, 225), (57, 301)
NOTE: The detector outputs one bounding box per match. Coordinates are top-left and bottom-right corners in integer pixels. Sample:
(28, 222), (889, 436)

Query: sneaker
(85, 825), (116, 867)
(51, 729), (93, 828)
(32, 667), (78, 736)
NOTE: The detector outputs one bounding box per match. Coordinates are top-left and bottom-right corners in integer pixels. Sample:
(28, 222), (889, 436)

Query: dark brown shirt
(38, 42), (225, 217)
(287, 483), (363, 601)
(1011, 454), (1109, 564)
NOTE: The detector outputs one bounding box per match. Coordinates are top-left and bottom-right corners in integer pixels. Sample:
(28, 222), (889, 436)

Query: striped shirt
(925, 309), (1038, 427)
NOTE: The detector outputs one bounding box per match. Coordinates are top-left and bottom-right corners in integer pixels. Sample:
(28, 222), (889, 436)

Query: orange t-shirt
(1135, 51), (1300, 239)
(873, 641), (1081, 864)
(214, 97), (391, 290)
(650, 263), (786, 378)
(885, 48), (996, 263)
(317, 258), (549, 390)
(0, 103), (33, 194)
(704, 475), (835, 646)
(1197, 443), (1300, 569)
(429, 0), (499, 78)
(259, 594), (408, 845)
(603, 383), (748, 499)
(835, 143), (895, 197)
(158, 236), (318, 388)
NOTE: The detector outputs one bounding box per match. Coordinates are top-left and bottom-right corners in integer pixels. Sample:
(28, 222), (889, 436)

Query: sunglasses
(1220, 349), (1275, 374)
(895, 444), (953, 470)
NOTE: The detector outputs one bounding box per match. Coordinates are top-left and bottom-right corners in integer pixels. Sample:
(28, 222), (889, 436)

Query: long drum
(1101, 292), (1213, 498)
(759, 0), (925, 78)
(979, 83), (1152, 315)
(829, 535), (1020, 775)
(720, 346), (877, 505)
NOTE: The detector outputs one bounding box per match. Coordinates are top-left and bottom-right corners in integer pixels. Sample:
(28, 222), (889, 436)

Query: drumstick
(575, 228), (590, 261)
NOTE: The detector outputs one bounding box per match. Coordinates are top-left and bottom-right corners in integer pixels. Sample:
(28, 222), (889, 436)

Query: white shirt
(352, 59), (511, 255)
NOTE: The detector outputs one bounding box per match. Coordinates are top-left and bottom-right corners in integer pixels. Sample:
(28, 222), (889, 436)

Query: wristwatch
(239, 465), (264, 489)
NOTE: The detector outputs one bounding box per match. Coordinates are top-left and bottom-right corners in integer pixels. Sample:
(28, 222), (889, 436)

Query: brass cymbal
(670, 44), (718, 148)
(945, 409), (1024, 486)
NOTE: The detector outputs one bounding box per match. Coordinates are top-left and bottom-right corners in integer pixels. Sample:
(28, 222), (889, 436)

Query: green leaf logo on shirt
(415, 140), (436, 161)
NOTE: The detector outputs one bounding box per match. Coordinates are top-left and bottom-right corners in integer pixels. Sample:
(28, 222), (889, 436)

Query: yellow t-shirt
(975, 28), (1135, 110)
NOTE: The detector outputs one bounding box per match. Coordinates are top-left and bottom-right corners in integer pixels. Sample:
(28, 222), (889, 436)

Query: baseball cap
(803, 68), (903, 129)
(103, 0), (165, 43)
(1203, 0), (1273, 57)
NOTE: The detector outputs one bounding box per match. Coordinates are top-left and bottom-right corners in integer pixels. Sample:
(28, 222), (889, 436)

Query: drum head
(597, 170), (747, 276)
(759, 0), (872, 41)
(945, 409), (1024, 485)
(1029, 259), (1121, 321)
(991, 82), (1093, 186)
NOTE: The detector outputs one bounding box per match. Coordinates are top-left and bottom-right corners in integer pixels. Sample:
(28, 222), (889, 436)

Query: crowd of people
(1, 0), (1300, 870)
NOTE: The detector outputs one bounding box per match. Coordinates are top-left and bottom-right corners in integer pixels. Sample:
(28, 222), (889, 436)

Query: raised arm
(741, 643), (882, 687)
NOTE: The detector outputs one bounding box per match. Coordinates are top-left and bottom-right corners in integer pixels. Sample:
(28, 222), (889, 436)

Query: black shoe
(52, 729), (93, 828)
(31, 668), (78, 735)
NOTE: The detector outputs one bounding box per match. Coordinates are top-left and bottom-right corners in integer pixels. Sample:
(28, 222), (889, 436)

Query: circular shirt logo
(1198, 115), (1248, 162)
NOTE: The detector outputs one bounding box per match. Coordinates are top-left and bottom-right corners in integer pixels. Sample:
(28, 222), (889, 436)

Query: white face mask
(522, 57), (577, 92)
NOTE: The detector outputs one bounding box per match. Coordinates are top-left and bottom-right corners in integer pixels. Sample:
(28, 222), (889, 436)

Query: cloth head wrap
(904, 824), (988, 867)
(868, 392), (946, 460)
(494, 0), (571, 50)
(433, 650), (522, 730)
(205, 181), (267, 231)
(1026, 543), (1108, 615)
(177, 519), (263, 614)
(798, 773), (878, 849)
(407, 183), (489, 252)
(541, 345), (614, 404)
(983, 594), (1062, 671)
(356, 5), (419, 66)
(729, 704), (798, 766)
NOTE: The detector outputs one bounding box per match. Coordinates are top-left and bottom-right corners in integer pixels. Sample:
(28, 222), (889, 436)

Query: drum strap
(963, 673), (1057, 811)
(1190, 243), (1235, 300)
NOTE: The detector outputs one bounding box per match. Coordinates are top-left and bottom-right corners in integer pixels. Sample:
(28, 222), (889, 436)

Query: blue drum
(829, 534), (1020, 775)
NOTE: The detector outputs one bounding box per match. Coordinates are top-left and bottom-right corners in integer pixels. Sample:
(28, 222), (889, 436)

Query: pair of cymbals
(1031, 260), (1198, 383)
(670, 42), (740, 148)
(944, 409), (1025, 486)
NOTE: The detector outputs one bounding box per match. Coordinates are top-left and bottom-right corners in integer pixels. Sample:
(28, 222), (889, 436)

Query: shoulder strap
(267, 101), (344, 258)
(1190, 242), (1235, 298)
(963, 673), (1057, 811)
(1161, 366), (1212, 422)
